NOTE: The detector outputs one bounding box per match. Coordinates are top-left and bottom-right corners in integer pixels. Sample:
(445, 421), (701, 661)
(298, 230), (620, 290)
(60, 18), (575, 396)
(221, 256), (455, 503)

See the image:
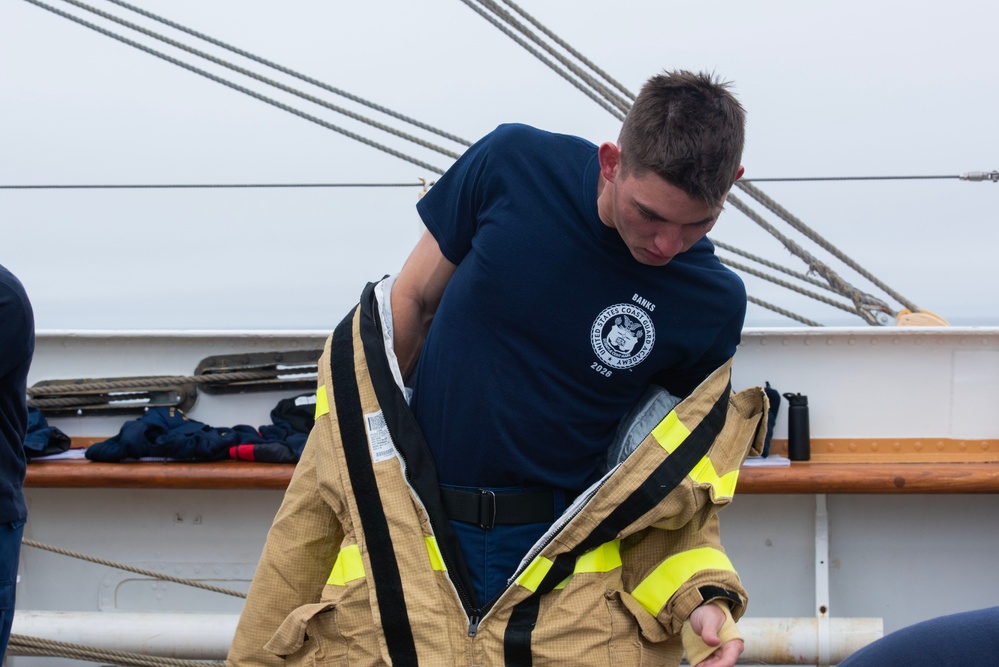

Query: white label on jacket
(364, 410), (397, 463)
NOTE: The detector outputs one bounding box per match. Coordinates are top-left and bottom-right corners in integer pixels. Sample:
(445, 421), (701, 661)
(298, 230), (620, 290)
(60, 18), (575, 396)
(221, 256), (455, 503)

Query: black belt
(440, 487), (556, 530)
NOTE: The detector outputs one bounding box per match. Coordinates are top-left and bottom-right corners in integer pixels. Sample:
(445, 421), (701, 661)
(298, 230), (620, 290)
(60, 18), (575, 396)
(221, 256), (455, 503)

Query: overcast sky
(1, 0), (996, 330)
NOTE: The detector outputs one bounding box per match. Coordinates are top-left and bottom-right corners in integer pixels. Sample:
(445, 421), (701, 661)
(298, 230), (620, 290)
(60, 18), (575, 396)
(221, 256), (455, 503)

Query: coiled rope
(26, 368), (316, 410)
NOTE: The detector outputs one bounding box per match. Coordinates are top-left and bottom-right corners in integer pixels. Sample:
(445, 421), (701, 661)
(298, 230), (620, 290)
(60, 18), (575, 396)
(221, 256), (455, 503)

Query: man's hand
(685, 602), (745, 667)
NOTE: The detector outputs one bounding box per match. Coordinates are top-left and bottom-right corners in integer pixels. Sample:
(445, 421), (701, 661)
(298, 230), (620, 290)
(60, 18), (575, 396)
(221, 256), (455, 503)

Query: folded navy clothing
(227, 393), (313, 462)
(25, 407), (72, 458)
(85, 394), (315, 463)
(85, 407), (242, 462)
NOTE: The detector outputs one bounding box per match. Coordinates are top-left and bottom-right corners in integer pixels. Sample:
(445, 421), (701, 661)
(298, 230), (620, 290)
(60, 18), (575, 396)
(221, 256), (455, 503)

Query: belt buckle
(478, 490), (497, 530)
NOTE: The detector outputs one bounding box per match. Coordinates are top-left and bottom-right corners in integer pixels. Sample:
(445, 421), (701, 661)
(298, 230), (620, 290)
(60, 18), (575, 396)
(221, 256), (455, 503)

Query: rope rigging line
(27, 368), (315, 409)
(717, 256), (862, 316)
(1, 182), (430, 190)
(496, 0), (635, 102)
(27, 369), (306, 397)
(471, 0), (632, 113)
(54, 0), (462, 162)
(22, 0), (447, 174)
(735, 180), (920, 313)
(12, 539), (246, 663)
(456, 0), (906, 326)
(26, 0), (928, 325)
(744, 174), (959, 183)
(27, 368), (317, 409)
(745, 171), (997, 183)
(727, 193), (894, 325)
(21, 539), (248, 598)
(711, 239), (843, 294)
(9, 634), (226, 667)
(747, 296), (823, 327)
(101, 0), (471, 147)
(456, 0), (626, 120)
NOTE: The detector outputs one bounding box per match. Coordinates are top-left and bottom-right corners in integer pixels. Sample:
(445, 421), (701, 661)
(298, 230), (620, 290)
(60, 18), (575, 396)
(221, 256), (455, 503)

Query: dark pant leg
(838, 606), (999, 666)
(0, 518), (26, 662)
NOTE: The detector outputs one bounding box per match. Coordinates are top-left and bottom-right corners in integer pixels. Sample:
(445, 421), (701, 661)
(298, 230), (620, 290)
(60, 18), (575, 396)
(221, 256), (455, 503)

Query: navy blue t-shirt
(412, 124), (745, 491)
(0, 264), (34, 523)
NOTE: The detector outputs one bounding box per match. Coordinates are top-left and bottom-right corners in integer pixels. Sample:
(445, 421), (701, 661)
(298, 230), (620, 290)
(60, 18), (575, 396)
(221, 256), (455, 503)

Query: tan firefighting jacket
(227, 280), (767, 667)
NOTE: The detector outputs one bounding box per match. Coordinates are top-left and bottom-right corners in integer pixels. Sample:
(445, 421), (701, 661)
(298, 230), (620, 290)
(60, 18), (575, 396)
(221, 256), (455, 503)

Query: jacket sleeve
(227, 347), (346, 667)
(622, 513), (746, 638)
(618, 382), (767, 638)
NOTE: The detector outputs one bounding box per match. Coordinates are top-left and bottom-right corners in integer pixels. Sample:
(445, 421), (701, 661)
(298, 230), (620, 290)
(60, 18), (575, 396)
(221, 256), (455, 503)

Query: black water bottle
(783, 392), (810, 461)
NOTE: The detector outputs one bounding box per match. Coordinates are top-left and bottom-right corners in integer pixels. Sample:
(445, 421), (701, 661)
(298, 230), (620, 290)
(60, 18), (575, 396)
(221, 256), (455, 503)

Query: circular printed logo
(590, 304), (656, 369)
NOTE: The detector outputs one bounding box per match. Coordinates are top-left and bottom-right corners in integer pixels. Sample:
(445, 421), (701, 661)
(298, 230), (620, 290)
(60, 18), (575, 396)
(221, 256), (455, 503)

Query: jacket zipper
(393, 438), (486, 633)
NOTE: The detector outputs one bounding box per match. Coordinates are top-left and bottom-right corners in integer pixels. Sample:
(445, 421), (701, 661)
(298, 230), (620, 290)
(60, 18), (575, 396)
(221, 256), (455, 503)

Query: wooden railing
(24, 437), (999, 493)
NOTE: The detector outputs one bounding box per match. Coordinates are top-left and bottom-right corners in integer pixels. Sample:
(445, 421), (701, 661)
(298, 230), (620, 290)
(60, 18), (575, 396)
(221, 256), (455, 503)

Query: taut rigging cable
(1, 182), (429, 190)
(19, 0), (968, 324)
(102, 0), (471, 147)
(459, 0), (921, 325)
(22, 0), (449, 173)
(53, 0), (463, 162)
(496, 0), (635, 102)
(735, 180), (920, 314)
(455, 0), (627, 120)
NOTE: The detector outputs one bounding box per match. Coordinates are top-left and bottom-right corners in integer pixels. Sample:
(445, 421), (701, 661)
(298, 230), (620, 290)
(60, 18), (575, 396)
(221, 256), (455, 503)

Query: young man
(229, 70), (763, 667)
(393, 70), (747, 662)
(0, 264), (34, 662)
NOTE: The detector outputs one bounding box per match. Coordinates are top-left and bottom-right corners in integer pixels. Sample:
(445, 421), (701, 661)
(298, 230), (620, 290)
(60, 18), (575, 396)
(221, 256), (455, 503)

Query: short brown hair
(618, 70), (746, 205)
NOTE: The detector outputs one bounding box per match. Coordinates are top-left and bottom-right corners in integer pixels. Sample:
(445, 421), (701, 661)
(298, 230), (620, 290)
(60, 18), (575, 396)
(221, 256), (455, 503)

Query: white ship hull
(13, 326), (999, 665)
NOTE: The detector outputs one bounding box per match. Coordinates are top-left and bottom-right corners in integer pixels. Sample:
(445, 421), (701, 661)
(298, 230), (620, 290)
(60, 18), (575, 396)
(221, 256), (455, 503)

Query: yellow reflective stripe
(315, 385), (330, 420)
(574, 540), (622, 574)
(631, 547), (736, 617)
(515, 556), (554, 592)
(327, 544), (365, 586)
(653, 410), (739, 499)
(519, 541), (623, 591)
(689, 457), (740, 500)
(651, 410), (690, 454)
(425, 536), (446, 572)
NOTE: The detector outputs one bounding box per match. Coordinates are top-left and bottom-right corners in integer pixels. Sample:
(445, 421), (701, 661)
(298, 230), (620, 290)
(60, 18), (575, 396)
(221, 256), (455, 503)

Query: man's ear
(734, 165), (745, 182)
(598, 142), (621, 183)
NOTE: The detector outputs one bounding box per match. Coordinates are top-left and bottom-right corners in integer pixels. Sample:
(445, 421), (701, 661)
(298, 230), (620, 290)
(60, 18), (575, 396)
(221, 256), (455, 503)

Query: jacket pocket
(264, 601), (344, 666)
(265, 576), (386, 666)
(615, 590), (684, 666)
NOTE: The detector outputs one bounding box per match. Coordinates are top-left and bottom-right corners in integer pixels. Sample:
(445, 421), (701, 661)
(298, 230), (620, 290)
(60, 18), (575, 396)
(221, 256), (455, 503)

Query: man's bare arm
(391, 229), (458, 381)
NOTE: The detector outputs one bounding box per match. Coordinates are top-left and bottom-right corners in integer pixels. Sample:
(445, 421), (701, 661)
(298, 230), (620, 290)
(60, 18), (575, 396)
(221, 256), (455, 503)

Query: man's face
(596, 143), (735, 266)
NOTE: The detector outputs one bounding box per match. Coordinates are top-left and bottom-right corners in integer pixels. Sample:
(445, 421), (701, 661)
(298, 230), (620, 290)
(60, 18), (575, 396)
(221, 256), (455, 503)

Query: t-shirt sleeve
(415, 126), (508, 265)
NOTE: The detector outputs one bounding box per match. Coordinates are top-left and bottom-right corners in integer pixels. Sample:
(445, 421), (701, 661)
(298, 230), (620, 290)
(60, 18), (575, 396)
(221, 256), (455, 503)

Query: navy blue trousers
(0, 518), (25, 662)
(838, 606), (999, 666)
(446, 486), (569, 607)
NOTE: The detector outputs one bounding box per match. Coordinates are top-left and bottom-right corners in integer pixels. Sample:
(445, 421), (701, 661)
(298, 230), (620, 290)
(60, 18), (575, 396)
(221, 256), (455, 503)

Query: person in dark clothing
(0, 263), (34, 661)
(837, 606), (999, 666)
(392, 70), (748, 667)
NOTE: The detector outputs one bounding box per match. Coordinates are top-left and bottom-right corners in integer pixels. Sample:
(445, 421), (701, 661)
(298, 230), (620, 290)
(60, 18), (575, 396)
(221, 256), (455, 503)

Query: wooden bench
(24, 438), (999, 493)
